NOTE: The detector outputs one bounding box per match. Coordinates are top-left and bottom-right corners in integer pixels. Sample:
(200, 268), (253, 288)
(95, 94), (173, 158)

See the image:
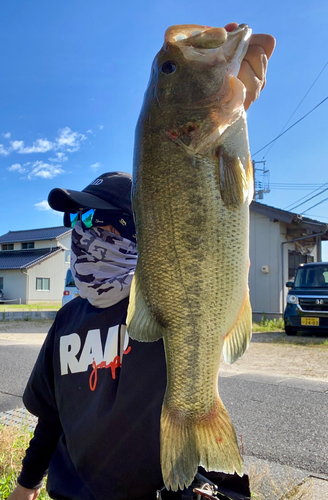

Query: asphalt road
(219, 371), (328, 477)
(0, 342), (41, 412)
(1, 340), (327, 481)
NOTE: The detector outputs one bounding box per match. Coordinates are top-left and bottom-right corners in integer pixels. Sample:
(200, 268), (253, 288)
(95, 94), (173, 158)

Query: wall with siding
(27, 250), (70, 303)
(0, 269), (27, 303)
(249, 212), (282, 320)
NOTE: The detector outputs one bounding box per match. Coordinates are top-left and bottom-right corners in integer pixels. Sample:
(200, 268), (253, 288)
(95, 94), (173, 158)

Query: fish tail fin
(161, 398), (243, 491)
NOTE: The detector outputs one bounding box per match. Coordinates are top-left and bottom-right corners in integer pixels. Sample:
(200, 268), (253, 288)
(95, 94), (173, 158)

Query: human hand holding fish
(127, 22), (274, 492)
(225, 22), (276, 110)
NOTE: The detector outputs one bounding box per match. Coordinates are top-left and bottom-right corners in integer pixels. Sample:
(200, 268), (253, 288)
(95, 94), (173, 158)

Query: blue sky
(1, 0), (328, 257)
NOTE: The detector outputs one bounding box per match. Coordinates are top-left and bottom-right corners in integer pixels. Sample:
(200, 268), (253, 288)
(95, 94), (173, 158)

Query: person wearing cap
(8, 172), (168, 500)
(8, 31), (275, 500)
(9, 171), (250, 500)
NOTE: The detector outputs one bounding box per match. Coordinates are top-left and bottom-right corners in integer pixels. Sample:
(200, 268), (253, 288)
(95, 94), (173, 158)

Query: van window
(65, 269), (76, 287)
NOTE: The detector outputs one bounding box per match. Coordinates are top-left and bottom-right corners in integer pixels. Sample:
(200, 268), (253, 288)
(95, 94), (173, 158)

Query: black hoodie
(19, 296), (167, 500)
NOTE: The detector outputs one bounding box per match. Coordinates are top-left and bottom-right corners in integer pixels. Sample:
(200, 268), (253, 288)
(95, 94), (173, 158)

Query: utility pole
(252, 160), (270, 200)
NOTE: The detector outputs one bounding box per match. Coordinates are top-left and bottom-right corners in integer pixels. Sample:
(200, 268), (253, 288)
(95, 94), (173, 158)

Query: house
(0, 227), (71, 304)
(1, 202), (327, 313)
(250, 201), (328, 320)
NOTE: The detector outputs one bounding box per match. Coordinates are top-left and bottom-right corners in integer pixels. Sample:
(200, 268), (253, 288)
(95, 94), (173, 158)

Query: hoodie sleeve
(17, 318), (63, 489)
(17, 418), (63, 489)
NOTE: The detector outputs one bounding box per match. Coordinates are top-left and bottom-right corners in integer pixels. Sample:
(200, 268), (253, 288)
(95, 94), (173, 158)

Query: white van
(62, 269), (79, 306)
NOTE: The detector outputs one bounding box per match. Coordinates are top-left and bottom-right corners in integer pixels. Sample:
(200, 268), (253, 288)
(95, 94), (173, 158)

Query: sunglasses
(63, 209), (95, 229)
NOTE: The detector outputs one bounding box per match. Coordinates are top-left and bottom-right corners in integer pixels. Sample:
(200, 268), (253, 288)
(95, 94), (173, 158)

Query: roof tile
(0, 227), (71, 244)
(0, 248), (63, 270)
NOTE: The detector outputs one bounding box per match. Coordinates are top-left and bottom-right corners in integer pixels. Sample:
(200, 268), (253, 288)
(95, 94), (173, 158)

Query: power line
(261, 60), (328, 158)
(284, 181), (328, 211)
(302, 195), (328, 214)
(251, 96), (328, 157)
(270, 183), (324, 187)
(290, 186), (328, 211)
(270, 186), (324, 190)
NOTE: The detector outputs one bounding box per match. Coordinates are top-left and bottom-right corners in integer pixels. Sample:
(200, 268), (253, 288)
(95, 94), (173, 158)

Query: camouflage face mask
(70, 221), (138, 308)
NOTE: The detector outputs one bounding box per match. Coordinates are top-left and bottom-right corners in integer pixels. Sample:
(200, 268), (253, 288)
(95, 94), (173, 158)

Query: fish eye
(160, 61), (177, 75)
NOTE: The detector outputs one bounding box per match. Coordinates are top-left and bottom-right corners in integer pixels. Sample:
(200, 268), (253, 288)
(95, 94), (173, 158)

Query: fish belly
(129, 145), (251, 489)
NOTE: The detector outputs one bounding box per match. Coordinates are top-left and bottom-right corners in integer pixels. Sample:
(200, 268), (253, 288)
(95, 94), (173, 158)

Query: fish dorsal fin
(216, 146), (249, 207)
(127, 267), (165, 342)
(223, 291), (252, 364)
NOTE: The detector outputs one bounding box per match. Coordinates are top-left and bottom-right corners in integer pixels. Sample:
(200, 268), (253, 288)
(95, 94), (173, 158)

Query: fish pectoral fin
(223, 292), (252, 364)
(215, 146), (249, 207)
(126, 269), (165, 342)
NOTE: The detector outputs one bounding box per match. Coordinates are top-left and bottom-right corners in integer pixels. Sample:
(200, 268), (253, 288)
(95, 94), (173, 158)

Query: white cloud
(28, 161), (64, 180)
(48, 152), (68, 163)
(90, 162), (101, 171)
(86, 129), (93, 134)
(4, 127), (86, 158)
(35, 200), (51, 211)
(7, 163), (26, 173)
(55, 127), (86, 152)
(11, 140), (25, 151)
(98, 125), (104, 130)
(12, 138), (54, 154)
(0, 144), (10, 156)
(3, 132), (11, 139)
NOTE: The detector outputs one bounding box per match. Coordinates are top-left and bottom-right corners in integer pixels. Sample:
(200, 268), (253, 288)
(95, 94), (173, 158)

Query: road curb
(0, 310), (57, 322)
(0, 407), (37, 431)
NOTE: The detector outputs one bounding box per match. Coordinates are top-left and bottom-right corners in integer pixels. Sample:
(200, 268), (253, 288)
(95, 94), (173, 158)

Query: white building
(0, 227), (71, 304)
(250, 202), (328, 320)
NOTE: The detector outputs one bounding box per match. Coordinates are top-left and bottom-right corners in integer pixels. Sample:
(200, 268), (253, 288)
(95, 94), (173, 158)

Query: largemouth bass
(127, 23), (254, 491)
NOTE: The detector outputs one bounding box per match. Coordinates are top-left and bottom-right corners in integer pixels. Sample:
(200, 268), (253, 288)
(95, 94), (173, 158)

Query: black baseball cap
(48, 172), (133, 215)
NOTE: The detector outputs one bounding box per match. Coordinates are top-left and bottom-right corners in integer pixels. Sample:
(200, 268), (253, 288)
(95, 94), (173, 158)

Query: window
(36, 278), (50, 291)
(2, 244), (14, 251)
(22, 242), (34, 249)
(0, 277), (3, 289)
(288, 251), (313, 280)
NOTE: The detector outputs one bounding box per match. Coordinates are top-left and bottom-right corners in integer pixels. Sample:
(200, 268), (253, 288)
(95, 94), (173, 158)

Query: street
(220, 371), (328, 476)
(0, 342), (41, 412)
(1, 333), (328, 493)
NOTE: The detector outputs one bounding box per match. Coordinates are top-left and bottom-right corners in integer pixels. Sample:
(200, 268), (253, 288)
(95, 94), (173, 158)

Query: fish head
(143, 24), (252, 111)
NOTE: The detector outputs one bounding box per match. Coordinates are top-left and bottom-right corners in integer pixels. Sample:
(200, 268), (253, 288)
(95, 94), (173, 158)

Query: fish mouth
(165, 23), (251, 52)
(164, 23), (251, 76)
(224, 24), (252, 72)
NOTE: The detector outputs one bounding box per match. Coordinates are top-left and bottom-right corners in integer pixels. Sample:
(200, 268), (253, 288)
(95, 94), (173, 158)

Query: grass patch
(0, 302), (61, 312)
(0, 419), (50, 500)
(252, 316), (285, 333)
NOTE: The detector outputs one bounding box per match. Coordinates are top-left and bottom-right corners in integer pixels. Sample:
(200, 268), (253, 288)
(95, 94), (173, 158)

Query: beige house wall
(0, 269), (27, 303)
(249, 212), (282, 320)
(250, 212), (318, 320)
(27, 250), (70, 303)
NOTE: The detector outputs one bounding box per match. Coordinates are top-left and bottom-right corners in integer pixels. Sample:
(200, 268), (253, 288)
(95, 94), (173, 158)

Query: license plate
(301, 317), (319, 326)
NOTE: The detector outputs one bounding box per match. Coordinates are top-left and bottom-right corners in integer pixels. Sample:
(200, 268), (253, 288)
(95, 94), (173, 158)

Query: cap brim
(48, 188), (122, 212)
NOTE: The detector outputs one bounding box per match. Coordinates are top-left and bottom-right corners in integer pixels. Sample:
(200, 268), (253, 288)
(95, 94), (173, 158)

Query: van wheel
(285, 325), (297, 336)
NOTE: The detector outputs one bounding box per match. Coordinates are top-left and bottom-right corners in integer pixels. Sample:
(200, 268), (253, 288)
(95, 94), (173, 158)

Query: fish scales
(127, 23), (253, 491)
